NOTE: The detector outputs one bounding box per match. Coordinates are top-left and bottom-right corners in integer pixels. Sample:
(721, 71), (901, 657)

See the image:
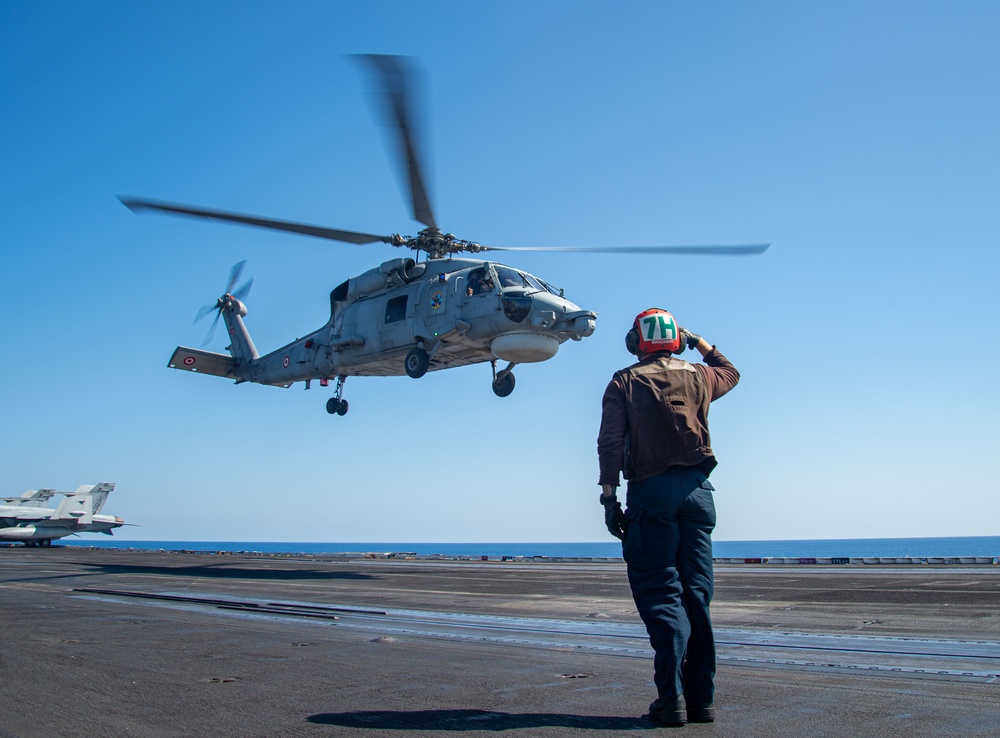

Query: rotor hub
(400, 227), (485, 259)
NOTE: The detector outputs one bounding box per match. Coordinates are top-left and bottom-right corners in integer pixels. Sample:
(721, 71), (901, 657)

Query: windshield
(495, 267), (525, 290)
(538, 278), (562, 296)
(495, 266), (552, 293)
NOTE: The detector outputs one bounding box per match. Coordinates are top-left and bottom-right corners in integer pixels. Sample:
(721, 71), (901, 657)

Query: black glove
(680, 327), (702, 351)
(600, 492), (625, 540)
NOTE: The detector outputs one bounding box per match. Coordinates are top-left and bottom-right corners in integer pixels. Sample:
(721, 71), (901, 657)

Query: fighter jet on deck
(0, 483), (125, 547)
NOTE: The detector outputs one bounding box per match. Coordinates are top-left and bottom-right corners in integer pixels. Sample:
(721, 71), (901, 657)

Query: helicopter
(121, 55), (768, 417)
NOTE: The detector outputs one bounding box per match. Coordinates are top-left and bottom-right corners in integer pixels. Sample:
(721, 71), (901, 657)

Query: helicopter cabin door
(461, 265), (500, 320)
(380, 290), (416, 350)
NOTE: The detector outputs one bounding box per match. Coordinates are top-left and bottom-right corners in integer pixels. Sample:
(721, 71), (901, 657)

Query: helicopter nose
(530, 294), (596, 341)
(573, 313), (596, 338)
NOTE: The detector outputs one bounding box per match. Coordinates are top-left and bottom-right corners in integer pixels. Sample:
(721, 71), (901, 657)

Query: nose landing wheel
(491, 361), (517, 397)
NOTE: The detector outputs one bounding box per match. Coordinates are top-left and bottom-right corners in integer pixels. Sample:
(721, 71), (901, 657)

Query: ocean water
(62, 536), (1000, 559)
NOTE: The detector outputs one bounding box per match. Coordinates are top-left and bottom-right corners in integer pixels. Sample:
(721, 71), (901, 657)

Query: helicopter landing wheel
(326, 376), (349, 416)
(405, 348), (430, 379)
(492, 371), (516, 398)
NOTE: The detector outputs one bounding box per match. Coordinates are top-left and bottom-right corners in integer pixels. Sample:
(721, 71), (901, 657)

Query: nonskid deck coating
(72, 586), (1000, 683)
(4, 547), (1000, 737)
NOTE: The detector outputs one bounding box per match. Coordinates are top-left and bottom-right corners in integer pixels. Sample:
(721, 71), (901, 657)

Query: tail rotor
(194, 261), (254, 347)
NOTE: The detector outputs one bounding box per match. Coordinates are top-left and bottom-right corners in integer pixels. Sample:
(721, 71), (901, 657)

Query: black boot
(687, 702), (715, 723)
(646, 695), (687, 726)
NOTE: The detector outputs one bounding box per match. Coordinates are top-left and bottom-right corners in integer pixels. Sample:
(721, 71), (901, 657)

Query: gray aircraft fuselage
(168, 257), (597, 391)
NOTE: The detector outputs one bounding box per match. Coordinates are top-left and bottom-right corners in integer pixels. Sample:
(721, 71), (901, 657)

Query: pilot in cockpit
(467, 268), (495, 296)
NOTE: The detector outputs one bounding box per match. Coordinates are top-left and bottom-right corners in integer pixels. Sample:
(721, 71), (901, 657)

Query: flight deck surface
(2, 548), (999, 737)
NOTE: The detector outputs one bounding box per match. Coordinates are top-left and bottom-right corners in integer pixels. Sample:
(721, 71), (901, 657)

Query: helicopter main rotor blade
(356, 55), (438, 231)
(482, 243), (771, 256)
(119, 196), (394, 246)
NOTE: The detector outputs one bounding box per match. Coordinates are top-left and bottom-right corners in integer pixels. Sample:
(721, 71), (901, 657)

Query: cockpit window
(538, 278), (562, 296)
(495, 267), (524, 290)
(467, 268), (495, 296)
(502, 295), (532, 323)
(495, 266), (554, 294)
(522, 273), (546, 291)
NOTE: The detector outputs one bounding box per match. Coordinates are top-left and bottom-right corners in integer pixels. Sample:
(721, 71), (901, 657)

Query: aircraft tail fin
(88, 482), (115, 514)
(172, 264), (259, 379)
(220, 299), (260, 364)
(53, 491), (94, 525)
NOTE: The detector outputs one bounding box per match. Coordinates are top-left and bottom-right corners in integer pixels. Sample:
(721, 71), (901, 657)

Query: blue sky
(2, 1), (998, 542)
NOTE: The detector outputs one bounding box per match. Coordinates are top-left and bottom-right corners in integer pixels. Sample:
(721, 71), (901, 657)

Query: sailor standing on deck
(597, 308), (740, 726)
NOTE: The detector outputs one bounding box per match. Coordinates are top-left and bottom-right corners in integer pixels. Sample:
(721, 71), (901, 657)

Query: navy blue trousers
(622, 468), (716, 704)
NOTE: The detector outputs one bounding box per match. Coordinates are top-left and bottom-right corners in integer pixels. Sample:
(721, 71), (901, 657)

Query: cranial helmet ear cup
(625, 326), (640, 356)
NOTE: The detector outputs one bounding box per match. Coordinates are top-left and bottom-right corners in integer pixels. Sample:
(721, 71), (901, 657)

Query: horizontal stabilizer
(168, 347), (240, 379)
(2, 489), (56, 507)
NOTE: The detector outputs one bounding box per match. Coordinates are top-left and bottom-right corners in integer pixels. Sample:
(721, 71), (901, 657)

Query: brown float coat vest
(598, 348), (739, 486)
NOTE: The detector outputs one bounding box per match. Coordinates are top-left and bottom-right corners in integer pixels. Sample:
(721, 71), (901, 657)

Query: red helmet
(625, 308), (682, 355)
